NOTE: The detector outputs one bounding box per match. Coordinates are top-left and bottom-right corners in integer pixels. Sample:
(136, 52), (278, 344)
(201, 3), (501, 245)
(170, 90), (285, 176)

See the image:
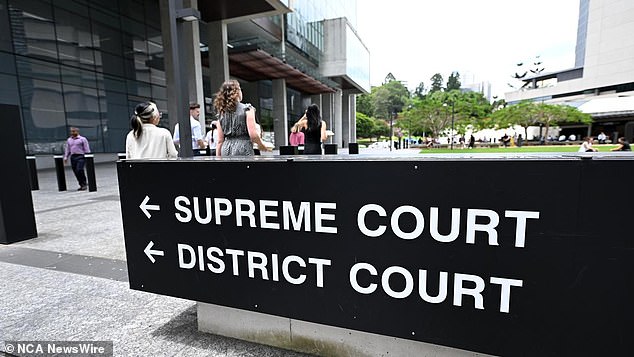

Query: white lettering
(177, 244), (196, 269)
(214, 198), (232, 225)
(315, 202), (337, 234)
(429, 207), (460, 243)
(235, 199), (256, 227)
(490, 277), (523, 313)
(419, 270), (448, 303)
(357, 204), (387, 237)
(454, 273), (485, 310)
(466, 209), (500, 245)
(382, 266), (414, 298)
(505, 210), (540, 248)
(349, 262), (378, 294)
(282, 255), (306, 284)
(282, 201), (311, 231)
(248, 251), (269, 279)
(259, 200), (279, 229)
(174, 196), (191, 223)
(391, 205), (425, 240)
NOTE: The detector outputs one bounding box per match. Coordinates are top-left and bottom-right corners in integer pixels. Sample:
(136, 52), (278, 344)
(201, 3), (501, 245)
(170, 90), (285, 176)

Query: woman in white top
(126, 101), (178, 159)
(578, 136), (598, 153)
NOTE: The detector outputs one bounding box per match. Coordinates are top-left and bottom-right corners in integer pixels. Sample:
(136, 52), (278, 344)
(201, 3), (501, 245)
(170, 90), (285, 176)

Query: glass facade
(285, 0), (357, 63)
(574, 0), (589, 68)
(1, 0), (166, 154)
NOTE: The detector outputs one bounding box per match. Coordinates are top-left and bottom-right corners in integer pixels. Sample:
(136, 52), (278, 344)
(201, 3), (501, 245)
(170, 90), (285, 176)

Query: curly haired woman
(213, 80), (267, 156)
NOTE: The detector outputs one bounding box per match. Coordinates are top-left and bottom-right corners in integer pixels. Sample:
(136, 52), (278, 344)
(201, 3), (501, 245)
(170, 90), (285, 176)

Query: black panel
(118, 158), (634, 355)
(0, 104), (37, 243)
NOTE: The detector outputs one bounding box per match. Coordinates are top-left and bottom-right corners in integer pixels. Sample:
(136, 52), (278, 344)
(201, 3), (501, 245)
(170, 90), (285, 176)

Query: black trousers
(70, 154), (87, 187)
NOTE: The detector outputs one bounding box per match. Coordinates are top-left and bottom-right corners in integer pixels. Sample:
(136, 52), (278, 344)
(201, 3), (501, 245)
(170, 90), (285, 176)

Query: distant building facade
(505, 0), (634, 141)
(0, 0), (369, 154)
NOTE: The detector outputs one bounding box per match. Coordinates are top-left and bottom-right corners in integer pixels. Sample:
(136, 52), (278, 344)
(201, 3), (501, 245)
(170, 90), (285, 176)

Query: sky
(355, 0), (581, 99)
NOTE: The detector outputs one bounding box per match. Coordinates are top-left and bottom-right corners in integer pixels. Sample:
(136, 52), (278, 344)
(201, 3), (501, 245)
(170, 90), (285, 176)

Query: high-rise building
(0, 0), (369, 155)
(505, 0), (634, 141)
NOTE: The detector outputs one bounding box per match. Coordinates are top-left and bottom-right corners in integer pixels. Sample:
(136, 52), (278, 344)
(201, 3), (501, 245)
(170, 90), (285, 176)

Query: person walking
(296, 104), (327, 155)
(126, 101), (178, 159)
(204, 121), (219, 156)
(63, 127), (91, 191)
(173, 102), (205, 151)
(214, 80), (268, 157)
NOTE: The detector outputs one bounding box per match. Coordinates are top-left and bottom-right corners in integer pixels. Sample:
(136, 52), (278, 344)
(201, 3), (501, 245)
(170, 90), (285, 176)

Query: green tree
(491, 101), (592, 141)
(446, 71), (461, 90)
(429, 73), (444, 93)
(356, 92), (375, 117)
(356, 112), (374, 138)
(373, 79), (410, 119)
(414, 82), (426, 99)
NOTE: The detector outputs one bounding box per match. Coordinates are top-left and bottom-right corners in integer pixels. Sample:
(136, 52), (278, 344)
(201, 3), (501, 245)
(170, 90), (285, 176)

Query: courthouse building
(505, 0), (634, 142)
(0, 0), (370, 154)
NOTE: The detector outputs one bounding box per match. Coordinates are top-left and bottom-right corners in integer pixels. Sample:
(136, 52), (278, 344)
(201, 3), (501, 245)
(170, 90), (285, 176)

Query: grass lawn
(419, 145), (619, 154)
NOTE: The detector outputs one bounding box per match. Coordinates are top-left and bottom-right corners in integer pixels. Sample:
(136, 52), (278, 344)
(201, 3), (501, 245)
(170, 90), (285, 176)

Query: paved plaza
(0, 148), (424, 357)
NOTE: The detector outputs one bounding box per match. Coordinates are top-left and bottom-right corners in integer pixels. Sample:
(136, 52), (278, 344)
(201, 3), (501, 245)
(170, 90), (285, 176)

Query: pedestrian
(204, 121), (219, 156)
(597, 131), (607, 144)
(173, 102), (205, 152)
(578, 136), (598, 152)
(214, 80), (268, 157)
(63, 127), (91, 191)
(295, 104), (327, 155)
(517, 134), (523, 147)
(289, 122), (305, 146)
(468, 134), (475, 149)
(610, 137), (631, 151)
(126, 101), (178, 159)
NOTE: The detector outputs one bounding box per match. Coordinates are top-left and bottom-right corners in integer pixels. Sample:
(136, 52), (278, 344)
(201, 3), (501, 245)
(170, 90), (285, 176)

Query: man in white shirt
(173, 103), (205, 150)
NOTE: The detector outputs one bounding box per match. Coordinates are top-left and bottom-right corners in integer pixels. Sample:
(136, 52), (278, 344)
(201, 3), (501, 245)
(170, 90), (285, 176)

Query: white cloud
(356, 0), (580, 99)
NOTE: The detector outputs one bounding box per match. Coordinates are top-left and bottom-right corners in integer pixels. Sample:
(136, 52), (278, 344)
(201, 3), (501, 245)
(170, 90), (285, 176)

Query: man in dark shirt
(63, 127), (91, 191)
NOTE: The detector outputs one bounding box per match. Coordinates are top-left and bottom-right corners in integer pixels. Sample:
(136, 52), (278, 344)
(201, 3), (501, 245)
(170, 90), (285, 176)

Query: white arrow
(144, 241), (164, 263)
(139, 195), (160, 219)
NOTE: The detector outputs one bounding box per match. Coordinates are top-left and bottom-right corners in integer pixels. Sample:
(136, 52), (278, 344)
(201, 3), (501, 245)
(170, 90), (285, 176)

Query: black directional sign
(117, 157), (634, 356)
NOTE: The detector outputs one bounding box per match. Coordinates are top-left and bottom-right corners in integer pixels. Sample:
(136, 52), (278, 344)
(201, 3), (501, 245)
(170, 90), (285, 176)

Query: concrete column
(333, 89), (343, 147)
(273, 79), (287, 148)
(321, 93), (332, 144)
(341, 91), (353, 148)
(241, 81), (260, 112)
(207, 20), (229, 100)
(349, 93), (357, 143)
(182, 0), (204, 127)
(159, 0), (193, 157)
(310, 94), (322, 109)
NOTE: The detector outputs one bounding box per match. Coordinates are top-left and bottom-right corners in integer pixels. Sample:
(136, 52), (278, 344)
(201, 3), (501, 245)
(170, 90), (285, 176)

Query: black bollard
(279, 146), (298, 155)
(324, 144), (338, 155)
(348, 143), (359, 154)
(54, 155), (67, 191)
(85, 154), (97, 192)
(26, 156), (39, 190)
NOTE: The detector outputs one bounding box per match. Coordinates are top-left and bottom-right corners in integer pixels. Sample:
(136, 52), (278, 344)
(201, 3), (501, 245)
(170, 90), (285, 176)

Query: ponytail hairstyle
(131, 101), (158, 139)
(305, 104), (321, 132)
(213, 80), (241, 115)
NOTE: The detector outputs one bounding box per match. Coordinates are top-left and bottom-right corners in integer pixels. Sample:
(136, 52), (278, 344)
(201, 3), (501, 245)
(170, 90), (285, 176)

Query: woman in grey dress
(214, 80), (267, 156)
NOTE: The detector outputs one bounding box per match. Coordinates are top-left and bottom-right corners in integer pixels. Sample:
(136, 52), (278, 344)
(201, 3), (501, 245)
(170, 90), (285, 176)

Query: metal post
(26, 156), (39, 191)
(450, 102), (455, 150)
(162, 0), (195, 158)
(85, 154), (97, 192)
(54, 155), (67, 191)
(389, 111), (393, 152)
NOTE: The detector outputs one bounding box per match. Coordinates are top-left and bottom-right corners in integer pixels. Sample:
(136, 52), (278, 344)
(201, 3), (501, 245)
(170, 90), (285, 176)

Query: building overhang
(228, 46), (335, 94)
(198, 0), (290, 24)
